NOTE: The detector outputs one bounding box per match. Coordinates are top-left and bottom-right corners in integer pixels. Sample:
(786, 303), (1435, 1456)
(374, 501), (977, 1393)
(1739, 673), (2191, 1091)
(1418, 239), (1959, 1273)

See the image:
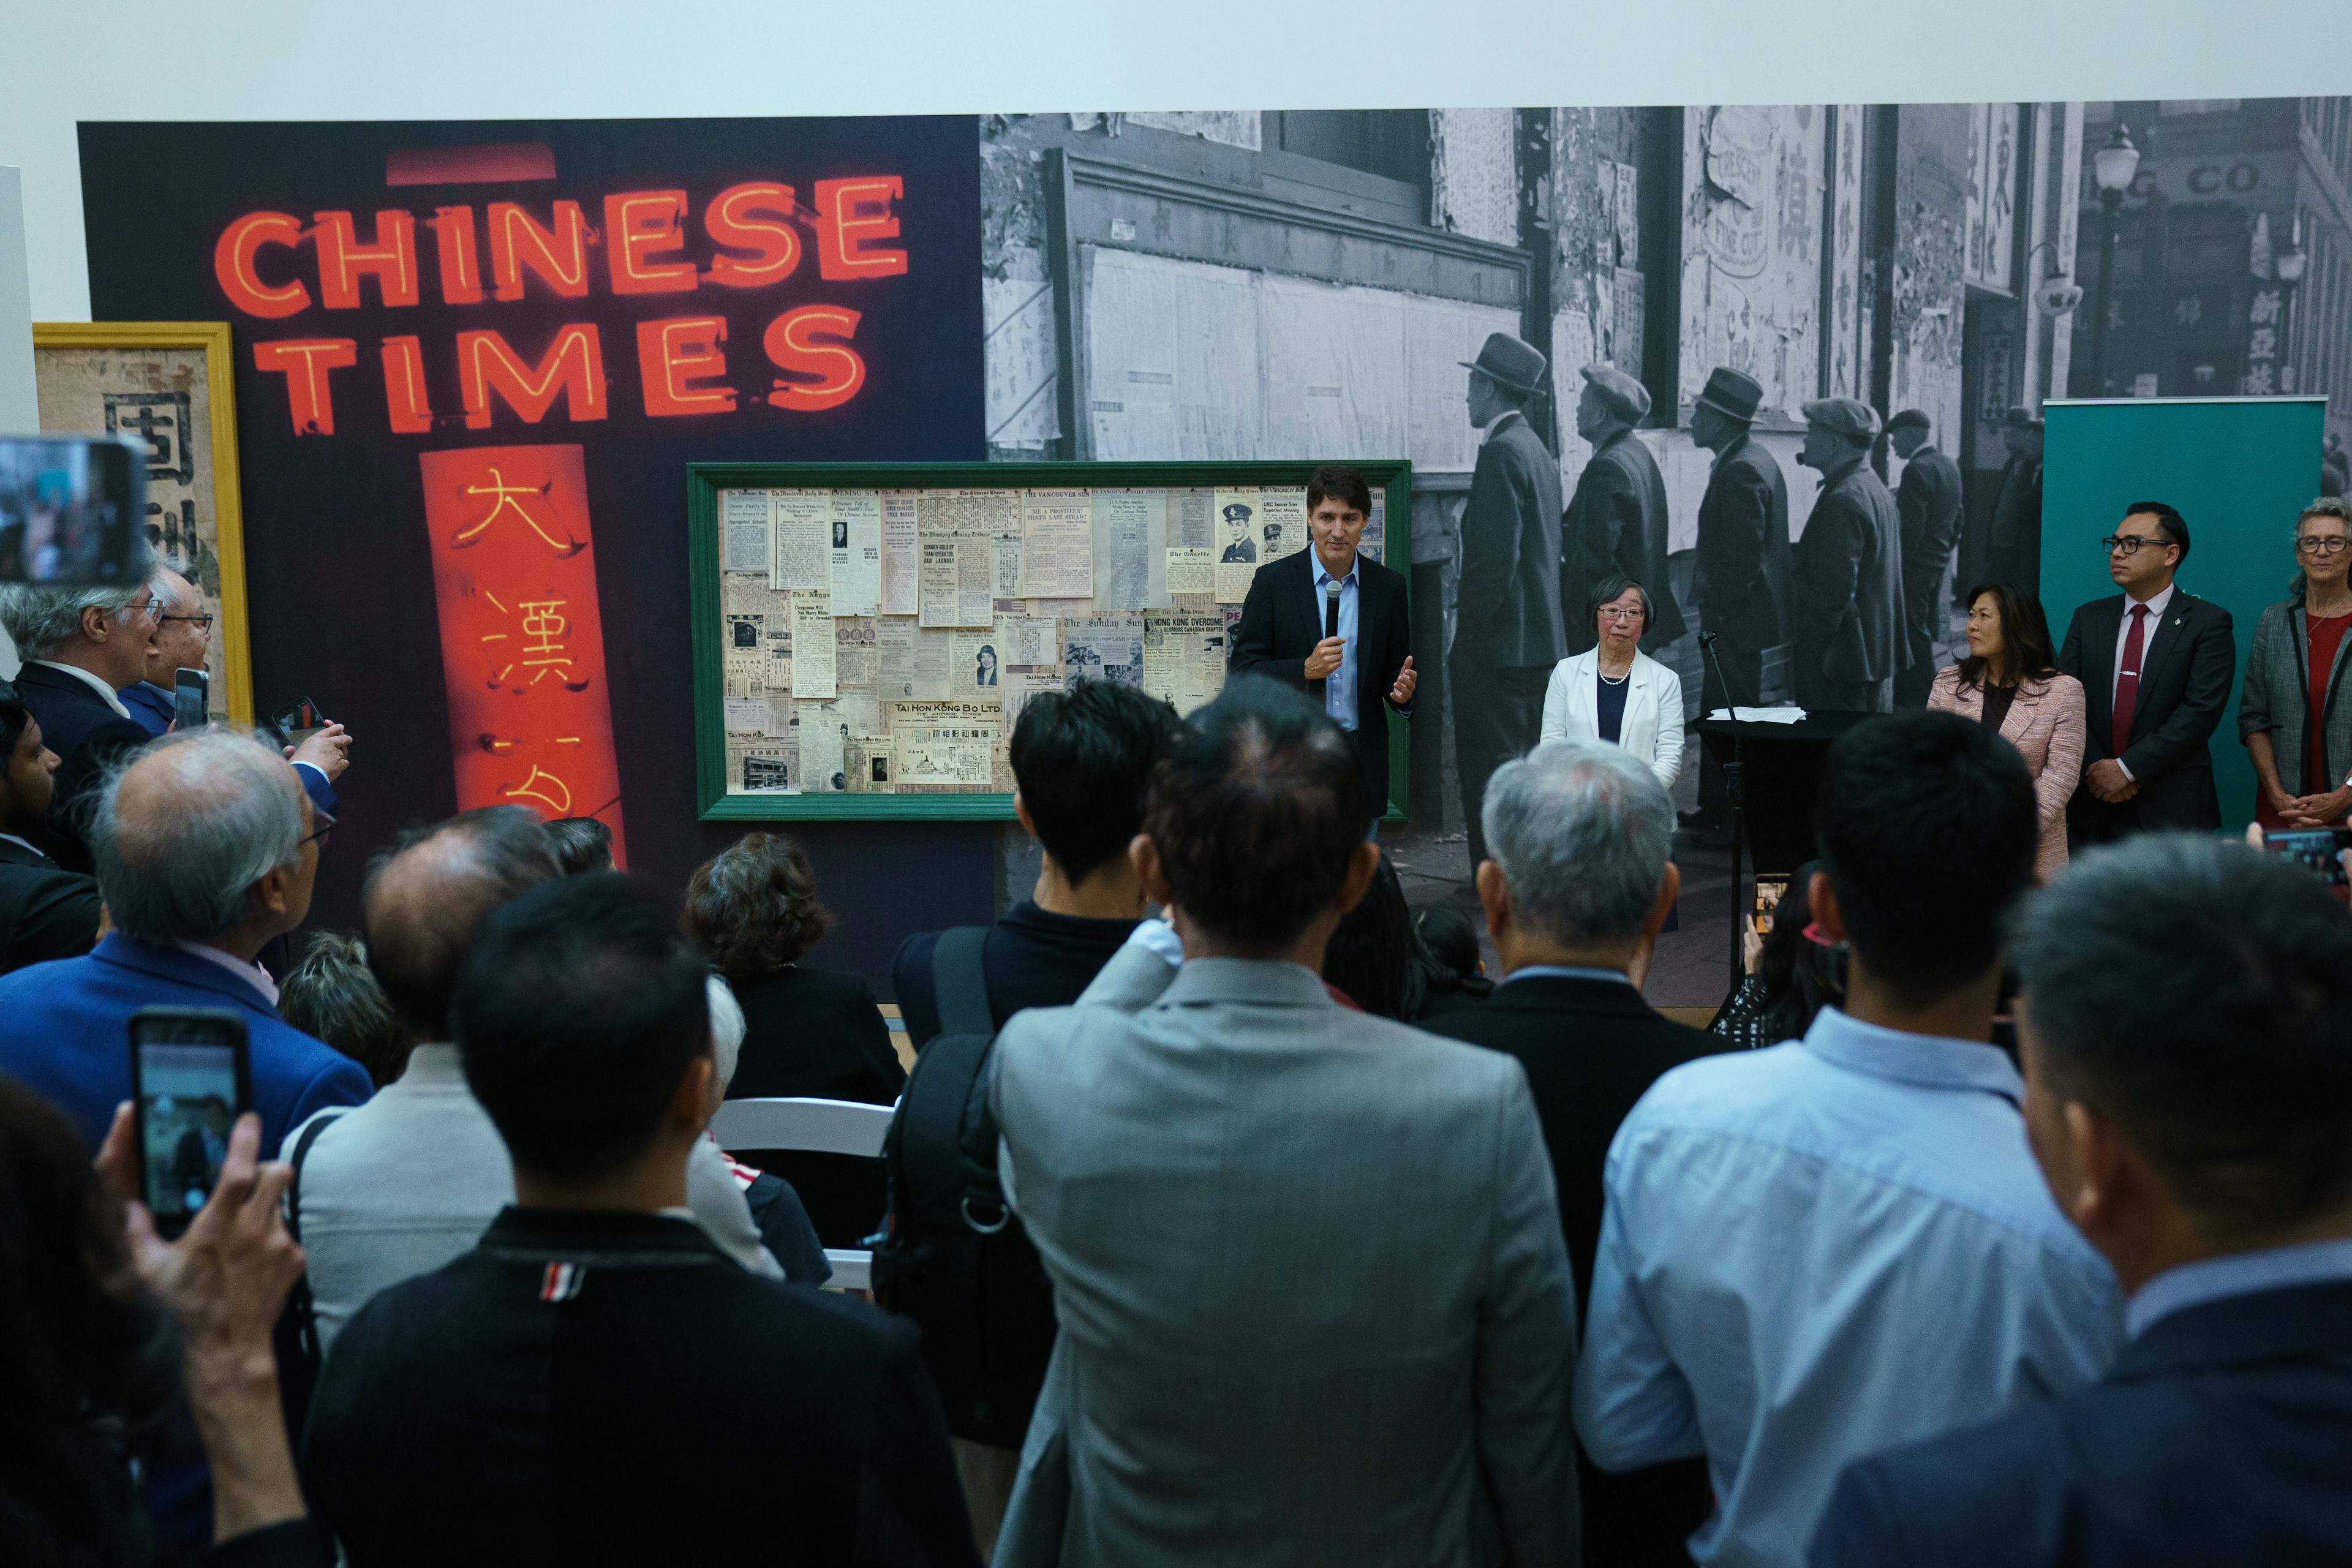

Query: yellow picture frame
(30, 321), (253, 724)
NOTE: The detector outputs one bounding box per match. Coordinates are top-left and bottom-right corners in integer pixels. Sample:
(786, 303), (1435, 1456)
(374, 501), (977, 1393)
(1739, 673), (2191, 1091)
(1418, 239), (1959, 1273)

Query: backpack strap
(930, 925), (994, 1040)
(284, 1107), (348, 1371)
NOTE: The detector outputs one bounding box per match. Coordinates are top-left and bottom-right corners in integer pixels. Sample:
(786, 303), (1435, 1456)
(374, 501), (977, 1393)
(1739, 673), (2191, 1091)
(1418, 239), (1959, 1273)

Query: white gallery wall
(5, 0), (2351, 322)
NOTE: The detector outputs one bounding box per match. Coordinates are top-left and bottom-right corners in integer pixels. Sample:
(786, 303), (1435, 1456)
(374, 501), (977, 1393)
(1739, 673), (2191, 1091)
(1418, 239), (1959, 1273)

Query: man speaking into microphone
(1230, 464), (1418, 830)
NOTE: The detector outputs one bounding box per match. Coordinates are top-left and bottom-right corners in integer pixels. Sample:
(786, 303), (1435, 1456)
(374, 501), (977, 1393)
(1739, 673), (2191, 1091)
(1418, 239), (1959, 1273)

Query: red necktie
(2112, 603), (2150, 755)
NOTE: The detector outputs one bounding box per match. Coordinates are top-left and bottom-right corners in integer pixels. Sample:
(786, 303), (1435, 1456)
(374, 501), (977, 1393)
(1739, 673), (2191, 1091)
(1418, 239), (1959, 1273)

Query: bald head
(364, 806), (560, 1038)
(94, 728), (306, 943)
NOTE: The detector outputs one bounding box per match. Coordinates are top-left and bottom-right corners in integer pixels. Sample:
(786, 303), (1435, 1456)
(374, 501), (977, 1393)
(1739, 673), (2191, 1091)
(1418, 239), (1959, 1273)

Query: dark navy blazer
(1811, 1279), (2352, 1567)
(0, 933), (372, 1156)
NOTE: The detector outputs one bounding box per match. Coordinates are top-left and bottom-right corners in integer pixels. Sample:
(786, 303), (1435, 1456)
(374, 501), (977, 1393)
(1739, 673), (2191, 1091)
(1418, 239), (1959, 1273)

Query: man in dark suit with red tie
(1229, 465), (1415, 828)
(2056, 501), (2236, 843)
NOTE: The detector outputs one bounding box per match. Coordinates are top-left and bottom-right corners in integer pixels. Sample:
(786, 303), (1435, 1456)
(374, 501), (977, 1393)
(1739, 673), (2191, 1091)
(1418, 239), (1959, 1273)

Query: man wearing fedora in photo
(1684, 366), (1794, 835)
(1562, 363), (1686, 658)
(1792, 397), (1905, 714)
(1455, 332), (1569, 882)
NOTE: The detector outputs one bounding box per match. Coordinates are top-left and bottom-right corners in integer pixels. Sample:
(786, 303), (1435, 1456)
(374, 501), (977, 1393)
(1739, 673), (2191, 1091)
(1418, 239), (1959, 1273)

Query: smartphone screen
(130, 1009), (249, 1238)
(173, 667), (209, 731)
(0, 434), (146, 586)
(1750, 876), (1790, 937)
(270, 695), (325, 749)
(2263, 829), (2352, 888)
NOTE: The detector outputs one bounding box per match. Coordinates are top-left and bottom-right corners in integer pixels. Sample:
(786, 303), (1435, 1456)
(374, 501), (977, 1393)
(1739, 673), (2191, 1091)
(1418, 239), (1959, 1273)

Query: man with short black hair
(892, 677), (1182, 1047)
(288, 806), (781, 1355)
(1813, 835), (2352, 1566)
(2056, 500), (2235, 842)
(1229, 461), (1416, 827)
(1422, 738), (1721, 1567)
(1577, 709), (2122, 1567)
(307, 873), (977, 1566)
(990, 679), (1579, 1566)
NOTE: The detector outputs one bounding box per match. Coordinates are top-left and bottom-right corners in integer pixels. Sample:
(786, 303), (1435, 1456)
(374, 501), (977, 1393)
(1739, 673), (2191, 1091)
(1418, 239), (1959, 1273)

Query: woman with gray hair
(2241, 496), (2352, 830)
(1538, 573), (1686, 789)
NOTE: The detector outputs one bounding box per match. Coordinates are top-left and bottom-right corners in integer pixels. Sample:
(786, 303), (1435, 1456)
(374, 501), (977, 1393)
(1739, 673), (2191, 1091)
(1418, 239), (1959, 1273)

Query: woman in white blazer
(1540, 573), (1686, 789)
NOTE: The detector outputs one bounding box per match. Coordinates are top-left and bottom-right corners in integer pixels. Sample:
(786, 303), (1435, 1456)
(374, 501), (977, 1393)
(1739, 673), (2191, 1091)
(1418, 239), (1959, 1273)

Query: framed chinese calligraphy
(31, 322), (251, 722)
(688, 460), (1414, 821)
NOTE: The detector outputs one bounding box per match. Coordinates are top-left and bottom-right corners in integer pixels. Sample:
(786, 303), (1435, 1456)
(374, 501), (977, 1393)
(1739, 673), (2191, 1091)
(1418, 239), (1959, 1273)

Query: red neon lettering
(252, 338), (358, 434)
(213, 212), (311, 318)
(603, 190), (696, 295)
(432, 206), (484, 305)
(489, 201), (590, 301)
(457, 325), (609, 428)
(813, 178), (908, 281)
(380, 336), (435, 434)
(313, 210), (420, 310)
(704, 182), (802, 288)
(762, 306), (864, 410)
(638, 316), (736, 416)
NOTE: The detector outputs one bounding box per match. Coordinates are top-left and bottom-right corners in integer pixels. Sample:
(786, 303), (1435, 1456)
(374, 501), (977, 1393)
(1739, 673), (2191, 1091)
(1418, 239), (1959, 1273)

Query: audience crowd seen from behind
(5, 508), (2352, 1567)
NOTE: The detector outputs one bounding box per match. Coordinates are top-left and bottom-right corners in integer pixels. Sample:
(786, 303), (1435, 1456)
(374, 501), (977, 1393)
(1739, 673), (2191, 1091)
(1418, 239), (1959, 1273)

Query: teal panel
(2041, 397), (2326, 835)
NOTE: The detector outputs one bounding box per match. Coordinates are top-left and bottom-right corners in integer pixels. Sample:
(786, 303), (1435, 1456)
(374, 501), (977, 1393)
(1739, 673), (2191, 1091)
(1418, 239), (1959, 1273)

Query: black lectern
(1694, 710), (1876, 991)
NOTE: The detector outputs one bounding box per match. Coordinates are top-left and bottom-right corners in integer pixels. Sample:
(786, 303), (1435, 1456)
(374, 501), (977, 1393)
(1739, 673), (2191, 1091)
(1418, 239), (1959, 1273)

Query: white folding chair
(709, 1097), (895, 1292)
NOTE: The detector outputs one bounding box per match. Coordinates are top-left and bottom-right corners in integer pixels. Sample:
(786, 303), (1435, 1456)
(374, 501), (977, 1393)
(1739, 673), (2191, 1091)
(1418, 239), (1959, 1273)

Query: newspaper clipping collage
(715, 481), (1385, 795)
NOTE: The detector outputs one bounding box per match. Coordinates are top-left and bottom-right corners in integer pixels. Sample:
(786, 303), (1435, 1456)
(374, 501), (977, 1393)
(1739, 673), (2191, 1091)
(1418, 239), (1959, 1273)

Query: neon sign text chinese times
(216, 178), (908, 434)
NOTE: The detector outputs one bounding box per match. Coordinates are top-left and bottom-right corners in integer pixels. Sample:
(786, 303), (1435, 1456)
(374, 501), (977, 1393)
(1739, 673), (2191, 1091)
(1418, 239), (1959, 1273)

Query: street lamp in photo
(2089, 124), (2141, 396)
(2276, 213), (2309, 393)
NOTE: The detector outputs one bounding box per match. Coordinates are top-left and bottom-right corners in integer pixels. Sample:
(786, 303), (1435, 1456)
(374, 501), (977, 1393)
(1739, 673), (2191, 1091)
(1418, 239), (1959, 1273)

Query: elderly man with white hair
(1422, 737), (1727, 1568)
(0, 566), (162, 866)
(0, 725), (373, 1156)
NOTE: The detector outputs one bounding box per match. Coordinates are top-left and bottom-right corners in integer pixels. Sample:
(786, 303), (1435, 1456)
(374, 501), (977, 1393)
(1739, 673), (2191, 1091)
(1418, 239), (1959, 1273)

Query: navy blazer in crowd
(1229, 546), (1413, 817)
(1811, 1280), (2352, 1567)
(2056, 590), (2234, 834)
(0, 933), (372, 1156)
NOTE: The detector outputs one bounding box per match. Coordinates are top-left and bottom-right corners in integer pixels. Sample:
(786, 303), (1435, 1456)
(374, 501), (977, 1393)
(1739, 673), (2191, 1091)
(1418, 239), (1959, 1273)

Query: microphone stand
(1698, 631), (1751, 1005)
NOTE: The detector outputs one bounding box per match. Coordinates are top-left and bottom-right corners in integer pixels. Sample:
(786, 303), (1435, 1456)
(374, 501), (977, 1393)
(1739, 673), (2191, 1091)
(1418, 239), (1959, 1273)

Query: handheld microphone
(1323, 578), (1342, 639)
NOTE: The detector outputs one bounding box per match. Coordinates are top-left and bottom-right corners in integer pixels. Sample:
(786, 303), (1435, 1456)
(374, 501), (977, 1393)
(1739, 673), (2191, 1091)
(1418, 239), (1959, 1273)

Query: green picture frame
(688, 460), (1414, 821)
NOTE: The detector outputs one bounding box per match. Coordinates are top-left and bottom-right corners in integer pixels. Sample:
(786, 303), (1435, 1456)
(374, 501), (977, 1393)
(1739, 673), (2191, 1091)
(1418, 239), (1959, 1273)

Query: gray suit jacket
(2239, 594), (2352, 798)
(990, 958), (1580, 1568)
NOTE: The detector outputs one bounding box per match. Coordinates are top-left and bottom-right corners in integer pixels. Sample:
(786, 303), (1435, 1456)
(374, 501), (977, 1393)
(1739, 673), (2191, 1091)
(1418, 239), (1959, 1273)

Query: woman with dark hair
(680, 831), (903, 1246)
(1706, 861), (1843, 1050)
(1927, 581), (2085, 880)
(278, 933), (419, 1087)
(0, 1080), (328, 1566)
(1538, 575), (1686, 789)
(1320, 854), (1449, 1022)
(1412, 903), (1493, 1020)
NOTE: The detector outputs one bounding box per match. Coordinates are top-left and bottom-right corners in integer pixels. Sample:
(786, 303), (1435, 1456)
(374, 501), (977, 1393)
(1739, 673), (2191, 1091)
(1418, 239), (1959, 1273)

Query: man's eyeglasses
(2296, 535), (2351, 556)
(127, 596), (164, 620)
(2099, 535), (2171, 557)
(300, 807), (336, 852)
(158, 612), (216, 631)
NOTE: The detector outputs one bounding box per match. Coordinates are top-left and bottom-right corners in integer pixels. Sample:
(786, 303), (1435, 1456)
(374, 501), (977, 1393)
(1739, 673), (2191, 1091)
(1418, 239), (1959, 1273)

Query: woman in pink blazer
(1928, 581), (2086, 881)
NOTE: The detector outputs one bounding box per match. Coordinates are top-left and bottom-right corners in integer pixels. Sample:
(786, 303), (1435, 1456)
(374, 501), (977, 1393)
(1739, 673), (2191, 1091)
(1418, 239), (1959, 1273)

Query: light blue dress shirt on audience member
(1574, 1006), (2125, 1567)
(1309, 555), (1359, 731)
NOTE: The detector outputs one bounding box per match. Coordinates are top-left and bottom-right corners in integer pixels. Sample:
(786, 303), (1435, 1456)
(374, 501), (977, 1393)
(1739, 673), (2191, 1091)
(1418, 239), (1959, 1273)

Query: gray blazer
(2238, 594), (2352, 798)
(990, 958), (1580, 1568)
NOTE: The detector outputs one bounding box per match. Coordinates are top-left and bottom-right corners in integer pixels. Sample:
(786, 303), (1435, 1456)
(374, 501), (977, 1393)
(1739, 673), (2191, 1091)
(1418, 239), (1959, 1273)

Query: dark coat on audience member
(1420, 971), (1727, 1568)
(722, 964), (906, 1249)
(8, 662), (156, 869)
(1695, 435), (1794, 703)
(307, 1208), (979, 1567)
(1562, 428), (1687, 655)
(1810, 1280), (2352, 1568)
(1792, 458), (1905, 699)
(2056, 590), (2236, 837)
(0, 833), (101, 976)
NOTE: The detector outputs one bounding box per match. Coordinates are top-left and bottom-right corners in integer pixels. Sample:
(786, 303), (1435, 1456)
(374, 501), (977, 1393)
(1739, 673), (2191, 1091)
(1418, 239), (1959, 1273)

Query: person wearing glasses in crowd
(2054, 502), (2236, 845)
(2240, 499), (2352, 831)
(0, 568), (161, 867)
(1540, 574), (1685, 791)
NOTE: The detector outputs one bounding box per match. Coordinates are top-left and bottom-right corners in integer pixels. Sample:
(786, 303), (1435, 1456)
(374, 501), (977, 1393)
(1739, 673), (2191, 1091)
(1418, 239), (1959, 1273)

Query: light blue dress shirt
(2127, 1235), (2352, 1338)
(1574, 1006), (2124, 1567)
(1309, 554), (1359, 731)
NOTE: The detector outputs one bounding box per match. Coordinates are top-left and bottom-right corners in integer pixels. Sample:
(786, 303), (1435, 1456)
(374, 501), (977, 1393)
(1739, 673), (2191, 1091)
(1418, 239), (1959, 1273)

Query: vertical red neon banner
(418, 445), (628, 865)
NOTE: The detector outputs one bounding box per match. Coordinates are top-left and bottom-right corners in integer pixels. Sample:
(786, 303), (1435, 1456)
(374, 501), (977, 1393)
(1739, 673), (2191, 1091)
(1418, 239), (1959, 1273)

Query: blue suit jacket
(1811, 1280), (2352, 1567)
(0, 933), (371, 1156)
